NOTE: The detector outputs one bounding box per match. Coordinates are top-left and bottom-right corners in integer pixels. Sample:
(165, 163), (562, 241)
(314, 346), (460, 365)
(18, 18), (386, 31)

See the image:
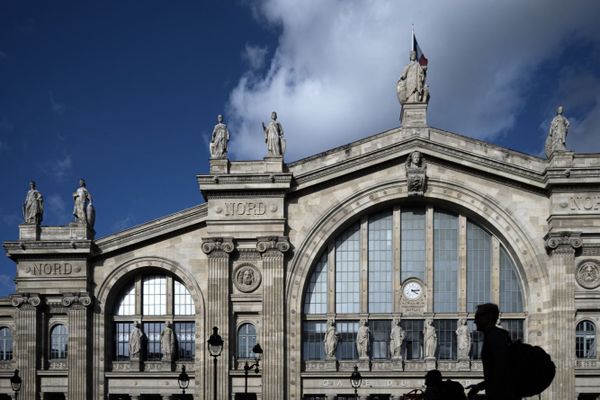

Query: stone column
(11, 293), (41, 400)
(545, 232), (582, 400)
(63, 292), (92, 400)
(257, 236), (290, 400)
(202, 237), (234, 400)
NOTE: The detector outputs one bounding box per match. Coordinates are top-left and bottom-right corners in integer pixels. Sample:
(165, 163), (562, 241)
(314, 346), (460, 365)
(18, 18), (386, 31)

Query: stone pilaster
(257, 236), (290, 400)
(201, 237), (234, 400)
(11, 293), (41, 400)
(63, 292), (92, 400)
(545, 232), (582, 400)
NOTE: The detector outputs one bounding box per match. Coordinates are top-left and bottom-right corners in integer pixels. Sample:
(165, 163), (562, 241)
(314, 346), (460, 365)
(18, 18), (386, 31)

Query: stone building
(2, 57), (600, 400)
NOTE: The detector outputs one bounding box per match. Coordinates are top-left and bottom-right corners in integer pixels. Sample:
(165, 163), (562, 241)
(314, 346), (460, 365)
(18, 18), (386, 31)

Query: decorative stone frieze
(201, 237), (234, 256)
(575, 261), (600, 289)
(233, 264), (261, 293)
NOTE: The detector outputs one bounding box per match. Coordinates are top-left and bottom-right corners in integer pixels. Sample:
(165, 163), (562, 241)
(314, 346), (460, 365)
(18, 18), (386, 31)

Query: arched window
(576, 320), (596, 358)
(0, 327), (12, 361)
(112, 273), (196, 362)
(50, 324), (68, 359)
(237, 323), (257, 359)
(302, 206), (525, 363)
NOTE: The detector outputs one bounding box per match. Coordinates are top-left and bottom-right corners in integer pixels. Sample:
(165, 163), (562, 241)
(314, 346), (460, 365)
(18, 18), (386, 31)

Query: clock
(403, 280), (424, 300)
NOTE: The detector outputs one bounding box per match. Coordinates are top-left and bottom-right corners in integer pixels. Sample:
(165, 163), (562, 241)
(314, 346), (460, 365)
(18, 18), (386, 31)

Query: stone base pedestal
(357, 358), (370, 371)
(210, 158), (230, 174)
(129, 359), (141, 372)
(161, 360), (174, 371)
(456, 359), (470, 370)
(263, 156), (284, 173)
(401, 103), (428, 128)
(391, 358), (404, 371)
(18, 223), (40, 240)
(323, 359), (337, 371)
(424, 358), (436, 370)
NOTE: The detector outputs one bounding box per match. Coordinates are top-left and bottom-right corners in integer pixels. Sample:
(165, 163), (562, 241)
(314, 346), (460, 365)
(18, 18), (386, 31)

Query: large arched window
(576, 320), (596, 358)
(237, 323), (257, 359)
(113, 273), (195, 361)
(0, 327), (12, 361)
(302, 206), (525, 363)
(50, 324), (68, 359)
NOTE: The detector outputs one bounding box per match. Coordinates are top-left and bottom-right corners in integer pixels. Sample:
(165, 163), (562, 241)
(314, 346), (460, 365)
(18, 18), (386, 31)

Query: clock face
(403, 281), (423, 300)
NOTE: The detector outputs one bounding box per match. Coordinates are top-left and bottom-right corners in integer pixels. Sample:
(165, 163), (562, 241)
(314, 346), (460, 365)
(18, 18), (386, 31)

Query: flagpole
(411, 25), (415, 52)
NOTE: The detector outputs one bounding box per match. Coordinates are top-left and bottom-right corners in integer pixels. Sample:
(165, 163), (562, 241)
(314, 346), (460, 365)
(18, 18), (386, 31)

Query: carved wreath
(233, 264), (261, 293)
(576, 261), (600, 289)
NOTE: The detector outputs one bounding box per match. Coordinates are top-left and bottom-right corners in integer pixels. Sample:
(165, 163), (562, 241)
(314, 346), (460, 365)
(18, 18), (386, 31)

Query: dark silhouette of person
(425, 369), (466, 400)
(467, 303), (519, 400)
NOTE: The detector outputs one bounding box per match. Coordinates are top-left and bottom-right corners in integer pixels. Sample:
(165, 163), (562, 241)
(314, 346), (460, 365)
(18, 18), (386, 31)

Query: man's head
(474, 303), (500, 332)
(271, 111), (277, 120)
(29, 181), (36, 189)
(411, 151), (421, 165)
(410, 50), (417, 61)
(217, 114), (224, 123)
(424, 369), (442, 387)
(557, 105), (563, 115)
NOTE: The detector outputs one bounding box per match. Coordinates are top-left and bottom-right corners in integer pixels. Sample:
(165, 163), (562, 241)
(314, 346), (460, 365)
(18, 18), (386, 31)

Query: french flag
(412, 31), (428, 67)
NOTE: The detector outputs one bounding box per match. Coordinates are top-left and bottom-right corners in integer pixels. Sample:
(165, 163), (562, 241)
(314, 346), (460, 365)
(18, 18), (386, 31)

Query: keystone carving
(62, 292), (93, 307)
(545, 232), (583, 253)
(256, 236), (290, 254)
(201, 237), (235, 255)
(10, 293), (41, 308)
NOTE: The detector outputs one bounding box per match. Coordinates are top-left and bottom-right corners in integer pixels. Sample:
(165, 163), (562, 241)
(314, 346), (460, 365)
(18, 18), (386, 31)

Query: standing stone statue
(405, 151), (427, 196)
(209, 114), (230, 159)
(262, 111), (286, 157)
(160, 321), (176, 362)
(22, 180), (44, 224)
(544, 105), (570, 157)
(356, 318), (370, 359)
(423, 318), (437, 359)
(129, 321), (143, 360)
(389, 317), (405, 359)
(456, 318), (471, 359)
(324, 319), (340, 359)
(397, 50), (428, 104)
(72, 178), (95, 228)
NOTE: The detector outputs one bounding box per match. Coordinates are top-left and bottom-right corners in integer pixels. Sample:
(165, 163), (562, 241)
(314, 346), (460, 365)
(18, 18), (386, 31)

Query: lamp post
(9, 369), (21, 400)
(350, 365), (362, 399)
(177, 365), (190, 396)
(243, 343), (263, 394)
(207, 326), (223, 400)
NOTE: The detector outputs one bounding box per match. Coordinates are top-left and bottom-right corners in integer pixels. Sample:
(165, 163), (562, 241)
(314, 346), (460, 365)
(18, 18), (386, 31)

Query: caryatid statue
(544, 105), (570, 158)
(160, 321), (176, 362)
(262, 111), (286, 157)
(129, 321), (143, 360)
(356, 318), (370, 359)
(209, 114), (230, 159)
(456, 318), (471, 360)
(324, 318), (340, 360)
(23, 180), (44, 224)
(72, 178), (95, 228)
(389, 317), (405, 359)
(397, 50), (428, 104)
(423, 318), (437, 359)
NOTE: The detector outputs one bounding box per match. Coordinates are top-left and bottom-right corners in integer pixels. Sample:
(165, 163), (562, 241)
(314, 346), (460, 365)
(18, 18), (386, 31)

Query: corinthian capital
(10, 293), (41, 308)
(201, 237), (235, 255)
(256, 236), (290, 254)
(545, 231), (583, 253)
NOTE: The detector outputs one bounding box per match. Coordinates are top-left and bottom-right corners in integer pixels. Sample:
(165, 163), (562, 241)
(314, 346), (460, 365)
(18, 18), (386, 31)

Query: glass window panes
(369, 213), (393, 313)
(501, 319), (524, 343)
(371, 320), (391, 359)
(304, 253), (328, 314)
(143, 275), (167, 315)
(468, 320), (483, 360)
(337, 321), (359, 360)
(117, 284), (136, 316)
(576, 320), (596, 358)
(467, 222), (491, 312)
(174, 280), (194, 315)
(50, 324), (68, 359)
(403, 320), (424, 360)
(114, 322), (132, 361)
(0, 327), (12, 361)
(401, 209), (426, 281)
(335, 224), (360, 314)
(436, 319), (457, 360)
(302, 321), (326, 361)
(433, 211), (458, 312)
(144, 322), (164, 361)
(237, 323), (257, 359)
(500, 248), (523, 313)
(175, 322), (195, 361)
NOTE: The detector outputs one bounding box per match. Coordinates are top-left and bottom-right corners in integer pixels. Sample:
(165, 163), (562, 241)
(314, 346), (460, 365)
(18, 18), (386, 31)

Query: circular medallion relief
(576, 261), (600, 289)
(234, 264), (261, 293)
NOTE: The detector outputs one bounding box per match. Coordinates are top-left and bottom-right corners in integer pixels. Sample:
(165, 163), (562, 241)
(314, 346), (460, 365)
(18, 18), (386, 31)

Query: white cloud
(44, 154), (72, 181)
(226, 0), (600, 161)
(112, 214), (136, 232)
(243, 44), (269, 70)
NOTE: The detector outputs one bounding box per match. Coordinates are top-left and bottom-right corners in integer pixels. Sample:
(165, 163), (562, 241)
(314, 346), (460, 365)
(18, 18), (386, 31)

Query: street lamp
(243, 343), (263, 394)
(350, 365), (362, 399)
(10, 369), (21, 400)
(177, 365), (190, 395)
(207, 326), (224, 400)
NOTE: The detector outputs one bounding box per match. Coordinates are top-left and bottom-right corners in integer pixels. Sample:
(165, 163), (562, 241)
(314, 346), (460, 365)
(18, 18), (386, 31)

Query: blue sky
(1, 0), (599, 296)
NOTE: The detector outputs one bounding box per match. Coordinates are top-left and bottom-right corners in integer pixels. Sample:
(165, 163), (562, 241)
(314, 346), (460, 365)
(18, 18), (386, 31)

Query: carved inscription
(26, 263), (73, 276)
(224, 202), (268, 217)
(569, 195), (600, 211)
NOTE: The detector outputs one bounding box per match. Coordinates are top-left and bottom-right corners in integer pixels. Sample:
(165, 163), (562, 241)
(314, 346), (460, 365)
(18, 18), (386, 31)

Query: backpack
(441, 379), (467, 400)
(508, 340), (556, 397)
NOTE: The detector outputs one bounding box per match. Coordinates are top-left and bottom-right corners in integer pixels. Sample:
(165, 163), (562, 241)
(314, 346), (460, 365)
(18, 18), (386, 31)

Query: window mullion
(492, 237), (501, 305)
(166, 275), (173, 318)
(393, 206), (401, 313)
(135, 276), (142, 316)
(360, 216), (368, 314)
(458, 215), (467, 313)
(327, 244), (335, 315)
(426, 206), (434, 312)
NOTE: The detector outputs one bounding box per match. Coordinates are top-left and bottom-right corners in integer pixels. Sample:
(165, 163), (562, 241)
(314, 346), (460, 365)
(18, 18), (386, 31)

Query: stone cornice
(545, 231), (583, 253)
(256, 236), (290, 254)
(10, 293), (41, 308)
(201, 237), (235, 256)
